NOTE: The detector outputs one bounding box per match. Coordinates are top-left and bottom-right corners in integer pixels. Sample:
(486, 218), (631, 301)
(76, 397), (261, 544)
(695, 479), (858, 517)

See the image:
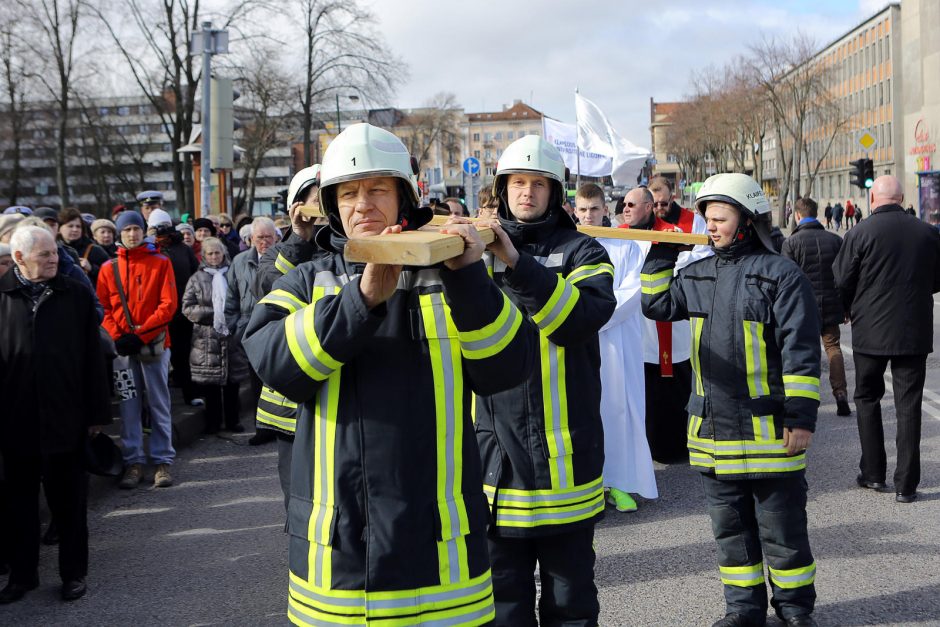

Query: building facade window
(473, 133), (480, 141)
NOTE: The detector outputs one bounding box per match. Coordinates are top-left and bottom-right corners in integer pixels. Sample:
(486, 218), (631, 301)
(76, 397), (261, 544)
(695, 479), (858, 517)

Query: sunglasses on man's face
(626, 201), (651, 209)
(219, 223), (232, 228)
(653, 201), (671, 209)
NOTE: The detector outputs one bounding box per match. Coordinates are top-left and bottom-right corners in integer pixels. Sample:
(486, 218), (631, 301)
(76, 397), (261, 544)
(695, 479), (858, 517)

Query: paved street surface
(7, 304), (940, 626)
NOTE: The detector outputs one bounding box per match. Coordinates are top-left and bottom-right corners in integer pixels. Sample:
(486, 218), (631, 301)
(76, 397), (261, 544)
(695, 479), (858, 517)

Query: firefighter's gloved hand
(115, 333), (144, 356)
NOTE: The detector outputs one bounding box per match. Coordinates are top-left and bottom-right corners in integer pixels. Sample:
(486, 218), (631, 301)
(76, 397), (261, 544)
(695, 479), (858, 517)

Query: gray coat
(182, 266), (237, 385)
(224, 248), (259, 382)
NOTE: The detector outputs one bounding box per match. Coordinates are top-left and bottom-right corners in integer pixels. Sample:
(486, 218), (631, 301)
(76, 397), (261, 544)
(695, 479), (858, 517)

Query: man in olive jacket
(782, 197), (851, 416)
(0, 226), (111, 604)
(834, 176), (940, 503)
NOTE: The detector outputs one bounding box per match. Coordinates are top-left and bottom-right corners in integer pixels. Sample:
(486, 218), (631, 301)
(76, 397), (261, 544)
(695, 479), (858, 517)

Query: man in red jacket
(96, 211), (178, 489)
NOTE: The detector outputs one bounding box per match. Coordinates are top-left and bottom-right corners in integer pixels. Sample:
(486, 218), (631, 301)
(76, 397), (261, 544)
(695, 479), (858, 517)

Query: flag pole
(575, 88), (581, 191)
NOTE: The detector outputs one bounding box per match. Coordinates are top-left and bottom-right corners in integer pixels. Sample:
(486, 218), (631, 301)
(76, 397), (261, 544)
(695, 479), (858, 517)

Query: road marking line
(189, 452), (278, 464)
(173, 475), (278, 488)
(166, 523), (282, 538)
(840, 343), (940, 422)
(209, 496), (282, 508)
(104, 507), (173, 518)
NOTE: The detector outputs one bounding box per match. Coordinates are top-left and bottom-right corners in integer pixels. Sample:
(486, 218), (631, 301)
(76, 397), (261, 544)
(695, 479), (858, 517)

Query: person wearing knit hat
(192, 217), (216, 240)
(147, 209), (173, 230)
(91, 218), (118, 258)
(115, 211), (146, 233)
(175, 222), (195, 247)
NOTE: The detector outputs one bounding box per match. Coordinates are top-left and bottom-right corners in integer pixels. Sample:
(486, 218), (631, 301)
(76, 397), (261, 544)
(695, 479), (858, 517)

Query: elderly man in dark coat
(0, 225), (111, 604)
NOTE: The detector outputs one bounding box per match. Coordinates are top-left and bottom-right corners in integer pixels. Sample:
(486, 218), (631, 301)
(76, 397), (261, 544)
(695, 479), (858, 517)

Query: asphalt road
(6, 309), (940, 626)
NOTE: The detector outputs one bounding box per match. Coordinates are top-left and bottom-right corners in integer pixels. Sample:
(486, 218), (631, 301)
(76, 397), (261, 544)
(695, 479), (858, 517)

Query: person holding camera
(96, 211), (178, 489)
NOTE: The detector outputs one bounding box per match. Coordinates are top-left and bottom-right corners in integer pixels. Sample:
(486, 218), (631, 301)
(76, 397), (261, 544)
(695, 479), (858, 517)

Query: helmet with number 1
(493, 135), (570, 225)
(695, 172), (776, 252)
(318, 123), (428, 237)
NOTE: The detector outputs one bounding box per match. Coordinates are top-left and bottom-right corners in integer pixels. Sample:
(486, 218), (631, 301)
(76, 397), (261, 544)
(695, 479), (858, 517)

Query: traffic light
(849, 158), (867, 189)
(863, 158), (875, 188)
(457, 187), (466, 203)
(210, 77), (239, 169)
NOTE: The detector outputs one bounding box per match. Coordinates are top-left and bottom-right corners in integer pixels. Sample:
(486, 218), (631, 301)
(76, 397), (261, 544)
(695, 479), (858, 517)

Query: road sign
(857, 129), (878, 151)
(463, 157), (481, 176)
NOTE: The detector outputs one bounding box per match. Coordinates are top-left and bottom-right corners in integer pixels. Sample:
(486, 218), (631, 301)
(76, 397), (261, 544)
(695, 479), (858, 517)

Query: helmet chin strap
(733, 218), (753, 242)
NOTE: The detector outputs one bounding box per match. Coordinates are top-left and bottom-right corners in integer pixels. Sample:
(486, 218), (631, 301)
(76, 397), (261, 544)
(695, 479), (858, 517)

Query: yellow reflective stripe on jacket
(720, 563), (765, 587)
(307, 372), (341, 591)
(260, 289), (306, 314)
(256, 386), (297, 432)
(783, 374), (821, 401)
(275, 252), (296, 275)
(532, 274), (580, 336)
(688, 449), (806, 475)
(752, 415), (775, 441)
(483, 478), (604, 529)
(690, 317), (705, 396)
(640, 269), (672, 295)
(260, 386), (298, 410)
(769, 562), (816, 589)
(743, 320), (769, 398)
(540, 335), (574, 489)
(457, 293), (523, 360)
(285, 306), (343, 382)
(419, 292), (471, 586)
(256, 408), (296, 432)
(567, 262), (614, 285)
(287, 568), (495, 625)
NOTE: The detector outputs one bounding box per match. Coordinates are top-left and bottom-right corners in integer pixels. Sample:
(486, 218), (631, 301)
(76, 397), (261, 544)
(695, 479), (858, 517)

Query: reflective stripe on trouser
(256, 385), (298, 434)
(419, 292), (472, 586)
(687, 416), (806, 477)
(483, 476), (605, 530)
(288, 569), (495, 626)
(700, 471), (816, 621)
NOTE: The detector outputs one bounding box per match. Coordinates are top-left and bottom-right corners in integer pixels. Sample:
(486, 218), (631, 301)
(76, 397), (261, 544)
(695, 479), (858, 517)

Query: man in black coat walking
(0, 226), (111, 603)
(782, 197), (851, 416)
(834, 176), (940, 503)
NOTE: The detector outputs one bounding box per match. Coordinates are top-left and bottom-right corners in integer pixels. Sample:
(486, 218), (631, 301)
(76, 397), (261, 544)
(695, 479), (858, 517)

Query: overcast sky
(369, 0), (893, 149)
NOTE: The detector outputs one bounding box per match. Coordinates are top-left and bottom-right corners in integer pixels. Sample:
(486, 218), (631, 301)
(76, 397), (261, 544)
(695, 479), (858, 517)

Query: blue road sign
(463, 157), (481, 175)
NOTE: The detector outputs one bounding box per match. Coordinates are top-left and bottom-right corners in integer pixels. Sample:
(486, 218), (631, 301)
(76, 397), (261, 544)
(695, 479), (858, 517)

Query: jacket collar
(118, 241), (159, 260)
(0, 267), (69, 293)
(873, 203), (904, 215)
(793, 219), (824, 233)
(498, 205), (575, 246)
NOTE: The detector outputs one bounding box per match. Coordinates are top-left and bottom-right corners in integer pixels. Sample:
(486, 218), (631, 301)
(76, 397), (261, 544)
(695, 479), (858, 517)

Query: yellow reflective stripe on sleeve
(285, 306), (343, 382)
(256, 408), (296, 432)
(540, 335), (574, 489)
(720, 563), (765, 587)
(288, 568), (495, 625)
(275, 252), (296, 275)
(640, 269), (672, 295)
(769, 562), (816, 589)
(783, 375), (821, 401)
(259, 386), (298, 410)
(532, 274), (580, 336)
(742, 320), (769, 398)
(567, 263), (614, 285)
(259, 289), (307, 314)
(457, 293), (523, 360)
(419, 293), (470, 586)
(690, 317), (705, 396)
(307, 372), (340, 590)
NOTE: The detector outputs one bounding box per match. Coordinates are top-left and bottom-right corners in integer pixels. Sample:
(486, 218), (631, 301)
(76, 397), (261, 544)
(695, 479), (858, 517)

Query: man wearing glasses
(216, 214), (241, 259)
(620, 185), (712, 464)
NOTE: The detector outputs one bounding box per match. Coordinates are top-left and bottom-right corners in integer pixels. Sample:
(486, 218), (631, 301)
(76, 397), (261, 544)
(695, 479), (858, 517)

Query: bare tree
(17, 0), (88, 208)
(232, 45), (295, 214)
(92, 0), (259, 212)
(0, 14), (33, 205)
(292, 0), (406, 165)
(398, 92), (461, 174)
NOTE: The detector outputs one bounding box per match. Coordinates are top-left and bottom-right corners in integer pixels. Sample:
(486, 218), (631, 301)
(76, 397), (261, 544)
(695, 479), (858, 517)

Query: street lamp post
(335, 94), (360, 135)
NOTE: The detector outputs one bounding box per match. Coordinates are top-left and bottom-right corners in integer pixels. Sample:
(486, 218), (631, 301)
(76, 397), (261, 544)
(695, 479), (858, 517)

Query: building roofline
(815, 2), (899, 57)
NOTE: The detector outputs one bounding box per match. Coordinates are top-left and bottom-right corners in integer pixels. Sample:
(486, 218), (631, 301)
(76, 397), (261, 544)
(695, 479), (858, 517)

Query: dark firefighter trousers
(701, 471), (816, 622)
(488, 525), (598, 627)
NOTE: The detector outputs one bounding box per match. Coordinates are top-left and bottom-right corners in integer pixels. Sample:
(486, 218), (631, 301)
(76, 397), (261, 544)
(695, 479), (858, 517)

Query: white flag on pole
(542, 117), (611, 178)
(575, 93), (651, 186)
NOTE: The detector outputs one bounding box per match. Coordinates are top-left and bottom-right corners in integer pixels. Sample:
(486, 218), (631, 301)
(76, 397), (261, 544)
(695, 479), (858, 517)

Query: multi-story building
(763, 3), (902, 210)
(649, 100), (684, 189)
(463, 101), (543, 185)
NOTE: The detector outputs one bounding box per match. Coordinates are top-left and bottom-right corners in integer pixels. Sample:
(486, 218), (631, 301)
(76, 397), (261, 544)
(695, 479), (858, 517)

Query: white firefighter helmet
(318, 123), (419, 213)
(286, 164), (321, 207)
(695, 173), (776, 251)
(493, 135), (566, 191)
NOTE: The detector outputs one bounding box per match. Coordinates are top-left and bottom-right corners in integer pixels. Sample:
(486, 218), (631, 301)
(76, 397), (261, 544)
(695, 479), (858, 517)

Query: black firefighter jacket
(0, 271), (111, 455)
(781, 219), (845, 327)
(242, 231), (534, 626)
(833, 204), (940, 356)
(476, 208), (616, 538)
(641, 239), (821, 480)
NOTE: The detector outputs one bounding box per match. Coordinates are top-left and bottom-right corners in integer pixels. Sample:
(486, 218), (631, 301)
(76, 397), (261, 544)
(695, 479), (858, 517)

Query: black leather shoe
(711, 613), (764, 627)
(248, 430), (276, 446)
(61, 578), (87, 601)
(225, 423), (245, 433)
(896, 492), (917, 503)
(0, 581), (39, 604)
(856, 474), (889, 492)
(836, 399), (852, 416)
(785, 615), (817, 627)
